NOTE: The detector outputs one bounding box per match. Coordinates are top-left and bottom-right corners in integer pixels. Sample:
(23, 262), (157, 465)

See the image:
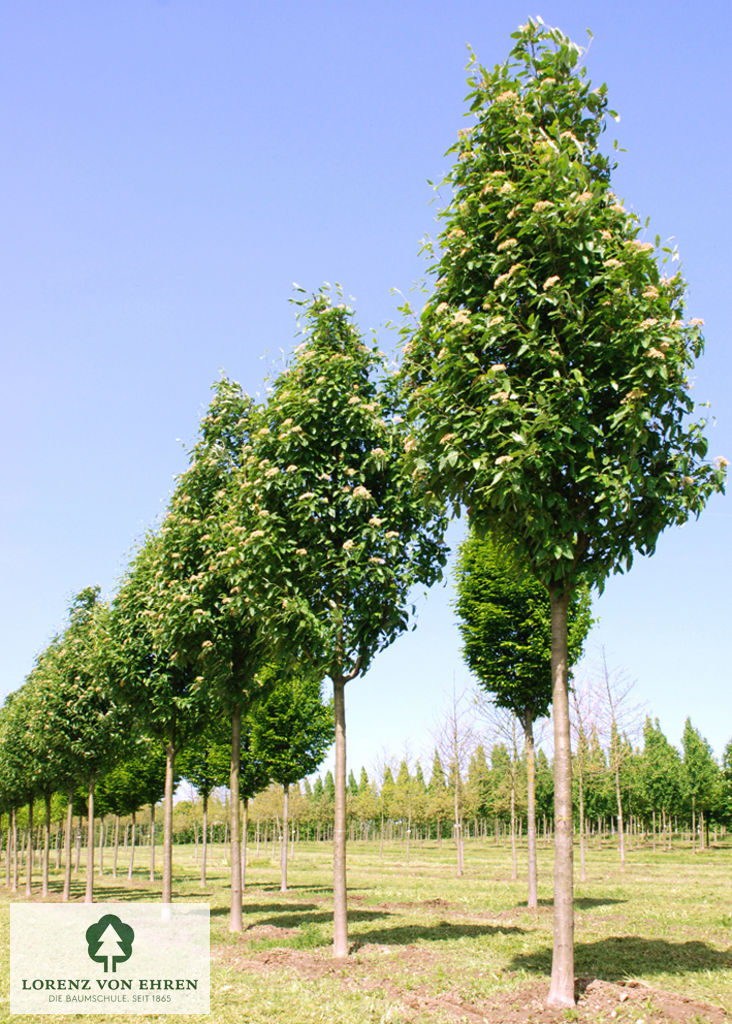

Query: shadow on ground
(526, 897), (628, 910)
(353, 920), (526, 949)
(511, 936), (732, 980)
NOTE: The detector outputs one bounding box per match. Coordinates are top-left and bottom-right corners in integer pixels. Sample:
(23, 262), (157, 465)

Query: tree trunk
(98, 818), (105, 877)
(524, 714), (538, 908)
(510, 775), (518, 882)
(25, 801), (34, 897)
(62, 793), (73, 901)
(85, 778), (95, 903)
(200, 792), (208, 888)
(577, 760), (586, 884)
(149, 803), (156, 881)
(42, 794), (51, 897)
(11, 808), (18, 892)
(280, 784), (289, 893)
(128, 813), (137, 880)
(229, 703), (243, 932)
(242, 799), (249, 889)
(4, 810), (11, 890)
(333, 674), (348, 957)
(113, 816), (120, 879)
(691, 796), (696, 854)
(163, 738), (176, 904)
(547, 590), (575, 1008)
(613, 742), (625, 870)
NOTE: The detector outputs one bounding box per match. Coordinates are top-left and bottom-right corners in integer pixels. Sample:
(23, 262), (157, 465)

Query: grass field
(1, 837), (731, 1023)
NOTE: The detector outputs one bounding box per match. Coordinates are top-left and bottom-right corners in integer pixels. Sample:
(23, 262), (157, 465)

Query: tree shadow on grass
(353, 920), (526, 950)
(210, 902), (318, 918)
(55, 883), (158, 901)
(510, 936), (732, 981)
(255, 909), (390, 929)
(527, 897), (628, 910)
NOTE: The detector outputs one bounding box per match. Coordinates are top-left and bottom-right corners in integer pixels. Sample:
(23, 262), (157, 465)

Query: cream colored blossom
(609, 203), (625, 214)
(257, 427), (270, 436)
(494, 272), (511, 289)
(435, 301), (450, 315)
(342, 539), (355, 551)
(370, 447), (386, 458)
(348, 395), (361, 405)
(368, 516), (384, 527)
(345, 467), (356, 477)
(713, 456), (729, 469)
(384, 531), (399, 539)
(369, 557), (385, 565)
(265, 467), (279, 478)
(497, 238), (518, 252)
(629, 239), (654, 252)
(640, 318), (658, 328)
(285, 464), (298, 473)
(604, 258), (622, 269)
(648, 348), (665, 359)
(688, 318), (705, 327)
(532, 200), (553, 213)
(490, 390), (510, 403)
(498, 181), (515, 195)
(249, 529), (265, 538)
(439, 433), (456, 445)
(404, 437), (417, 453)
(642, 286), (659, 299)
(298, 491), (315, 500)
(577, 191), (593, 203)
(447, 228), (465, 239)
(452, 310), (471, 325)
(296, 548), (307, 556)
(543, 275), (560, 290)
(494, 455), (513, 465)
(490, 363), (506, 372)
(494, 90), (517, 103)
(352, 485), (372, 500)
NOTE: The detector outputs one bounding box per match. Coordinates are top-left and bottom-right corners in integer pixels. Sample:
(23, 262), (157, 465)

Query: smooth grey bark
(62, 794), (73, 900)
(84, 778), (95, 903)
(280, 785), (289, 893)
(333, 674), (348, 957)
(547, 591), (575, 1009)
(229, 704), (243, 931)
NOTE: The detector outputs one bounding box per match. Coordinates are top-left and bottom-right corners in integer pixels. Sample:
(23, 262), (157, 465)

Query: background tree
(247, 290), (447, 956)
(640, 718), (683, 851)
(456, 529), (591, 906)
(401, 19), (724, 1006)
(681, 718), (720, 852)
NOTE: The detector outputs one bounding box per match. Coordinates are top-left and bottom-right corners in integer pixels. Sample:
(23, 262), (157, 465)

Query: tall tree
(145, 378), (286, 930)
(455, 529), (591, 906)
(681, 719), (720, 852)
(401, 19), (724, 1006)
(245, 291), (447, 956)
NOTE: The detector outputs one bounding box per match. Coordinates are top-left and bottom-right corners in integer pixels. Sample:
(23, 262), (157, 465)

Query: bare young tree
(434, 688), (478, 878)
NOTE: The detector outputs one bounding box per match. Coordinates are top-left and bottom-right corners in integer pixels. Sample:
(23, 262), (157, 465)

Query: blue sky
(2, 0), (730, 776)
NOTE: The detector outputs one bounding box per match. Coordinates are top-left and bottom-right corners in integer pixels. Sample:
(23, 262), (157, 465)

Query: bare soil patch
(219, 943), (729, 1023)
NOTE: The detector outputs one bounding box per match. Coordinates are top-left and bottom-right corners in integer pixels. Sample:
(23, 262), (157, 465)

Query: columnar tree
(146, 378), (286, 930)
(401, 19), (724, 1005)
(246, 291), (448, 955)
(681, 719), (719, 851)
(455, 529), (591, 906)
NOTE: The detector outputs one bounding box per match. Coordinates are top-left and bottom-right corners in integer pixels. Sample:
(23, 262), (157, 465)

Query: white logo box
(10, 903), (210, 1015)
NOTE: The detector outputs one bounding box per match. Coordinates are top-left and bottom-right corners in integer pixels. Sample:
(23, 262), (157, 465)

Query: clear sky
(2, 0), (730, 778)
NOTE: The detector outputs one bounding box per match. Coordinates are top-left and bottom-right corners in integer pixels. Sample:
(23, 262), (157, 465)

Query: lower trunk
(242, 799), (248, 890)
(113, 816), (120, 879)
(578, 765), (586, 884)
(85, 778), (95, 903)
(128, 813), (136, 880)
(42, 794), (51, 897)
(149, 804), (156, 882)
(200, 793), (208, 888)
(524, 715), (538, 909)
(62, 794), (73, 900)
(547, 590), (575, 1009)
(25, 801), (34, 897)
(510, 780), (518, 882)
(613, 751), (625, 870)
(280, 784), (289, 893)
(163, 739), (176, 904)
(333, 674), (348, 957)
(229, 704), (243, 932)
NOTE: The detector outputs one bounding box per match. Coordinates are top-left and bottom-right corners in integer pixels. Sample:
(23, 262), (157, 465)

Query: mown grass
(1, 836), (731, 1022)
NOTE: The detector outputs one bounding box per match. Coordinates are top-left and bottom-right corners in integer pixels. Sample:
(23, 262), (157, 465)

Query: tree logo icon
(85, 914), (135, 973)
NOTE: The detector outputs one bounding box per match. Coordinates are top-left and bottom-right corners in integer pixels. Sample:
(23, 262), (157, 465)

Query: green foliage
(681, 718), (720, 815)
(640, 718), (683, 815)
(96, 738), (167, 816)
(250, 670), (334, 787)
(455, 529), (592, 721)
(401, 19), (725, 594)
(240, 290), (449, 681)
